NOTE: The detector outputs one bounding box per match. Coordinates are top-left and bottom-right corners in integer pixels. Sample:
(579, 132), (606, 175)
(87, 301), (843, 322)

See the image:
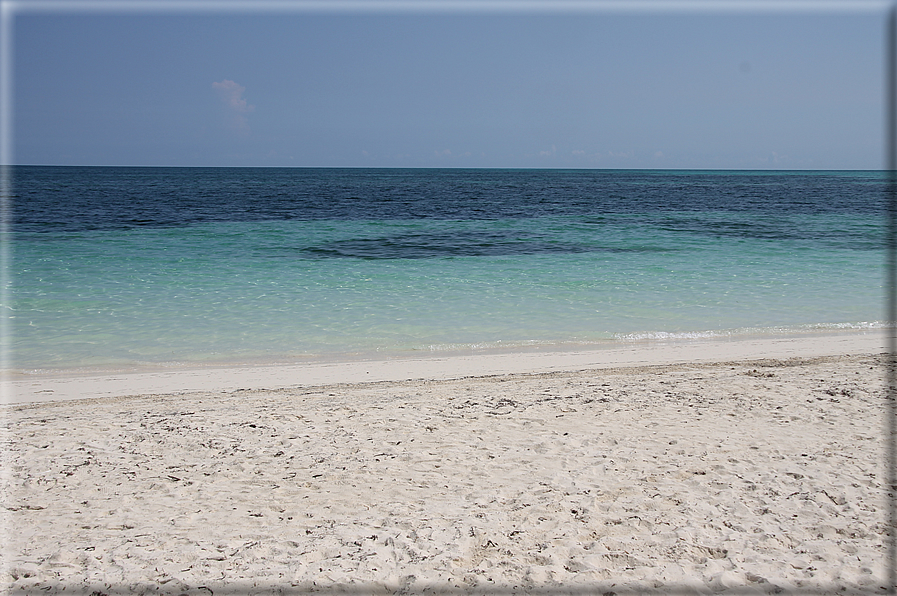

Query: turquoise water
(10, 168), (887, 372)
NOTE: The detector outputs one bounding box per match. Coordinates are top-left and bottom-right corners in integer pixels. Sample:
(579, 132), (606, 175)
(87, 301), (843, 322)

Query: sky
(6, 1), (889, 169)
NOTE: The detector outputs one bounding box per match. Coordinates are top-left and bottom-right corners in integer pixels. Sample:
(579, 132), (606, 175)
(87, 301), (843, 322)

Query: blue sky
(7, 1), (888, 169)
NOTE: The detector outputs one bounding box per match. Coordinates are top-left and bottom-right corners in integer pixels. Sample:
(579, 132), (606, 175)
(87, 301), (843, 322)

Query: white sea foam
(614, 321), (891, 342)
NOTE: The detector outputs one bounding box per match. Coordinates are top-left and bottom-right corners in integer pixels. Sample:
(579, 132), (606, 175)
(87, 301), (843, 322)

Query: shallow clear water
(10, 167), (887, 372)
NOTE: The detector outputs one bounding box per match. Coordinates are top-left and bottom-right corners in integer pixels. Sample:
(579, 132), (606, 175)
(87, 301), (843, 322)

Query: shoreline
(4, 330), (887, 405)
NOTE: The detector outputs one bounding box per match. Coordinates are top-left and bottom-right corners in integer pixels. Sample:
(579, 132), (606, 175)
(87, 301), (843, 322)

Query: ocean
(9, 166), (887, 373)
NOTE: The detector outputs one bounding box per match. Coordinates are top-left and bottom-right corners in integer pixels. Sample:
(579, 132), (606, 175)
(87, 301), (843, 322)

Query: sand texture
(1, 352), (891, 595)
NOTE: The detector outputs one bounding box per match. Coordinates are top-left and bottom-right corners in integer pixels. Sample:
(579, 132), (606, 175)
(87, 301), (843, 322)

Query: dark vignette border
(1, 2), (895, 595)
(885, 4), (896, 595)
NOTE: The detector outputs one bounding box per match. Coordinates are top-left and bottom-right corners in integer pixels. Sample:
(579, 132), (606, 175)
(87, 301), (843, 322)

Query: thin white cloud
(212, 79), (254, 113)
(212, 79), (254, 133)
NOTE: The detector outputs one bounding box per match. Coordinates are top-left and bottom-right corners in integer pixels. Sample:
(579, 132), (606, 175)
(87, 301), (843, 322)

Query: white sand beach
(2, 333), (892, 594)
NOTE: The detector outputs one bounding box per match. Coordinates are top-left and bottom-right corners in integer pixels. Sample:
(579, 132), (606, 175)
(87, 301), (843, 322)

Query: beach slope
(1, 339), (890, 594)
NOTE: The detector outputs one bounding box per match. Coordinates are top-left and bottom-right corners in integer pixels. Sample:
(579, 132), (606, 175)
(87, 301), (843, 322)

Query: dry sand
(1, 333), (893, 594)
